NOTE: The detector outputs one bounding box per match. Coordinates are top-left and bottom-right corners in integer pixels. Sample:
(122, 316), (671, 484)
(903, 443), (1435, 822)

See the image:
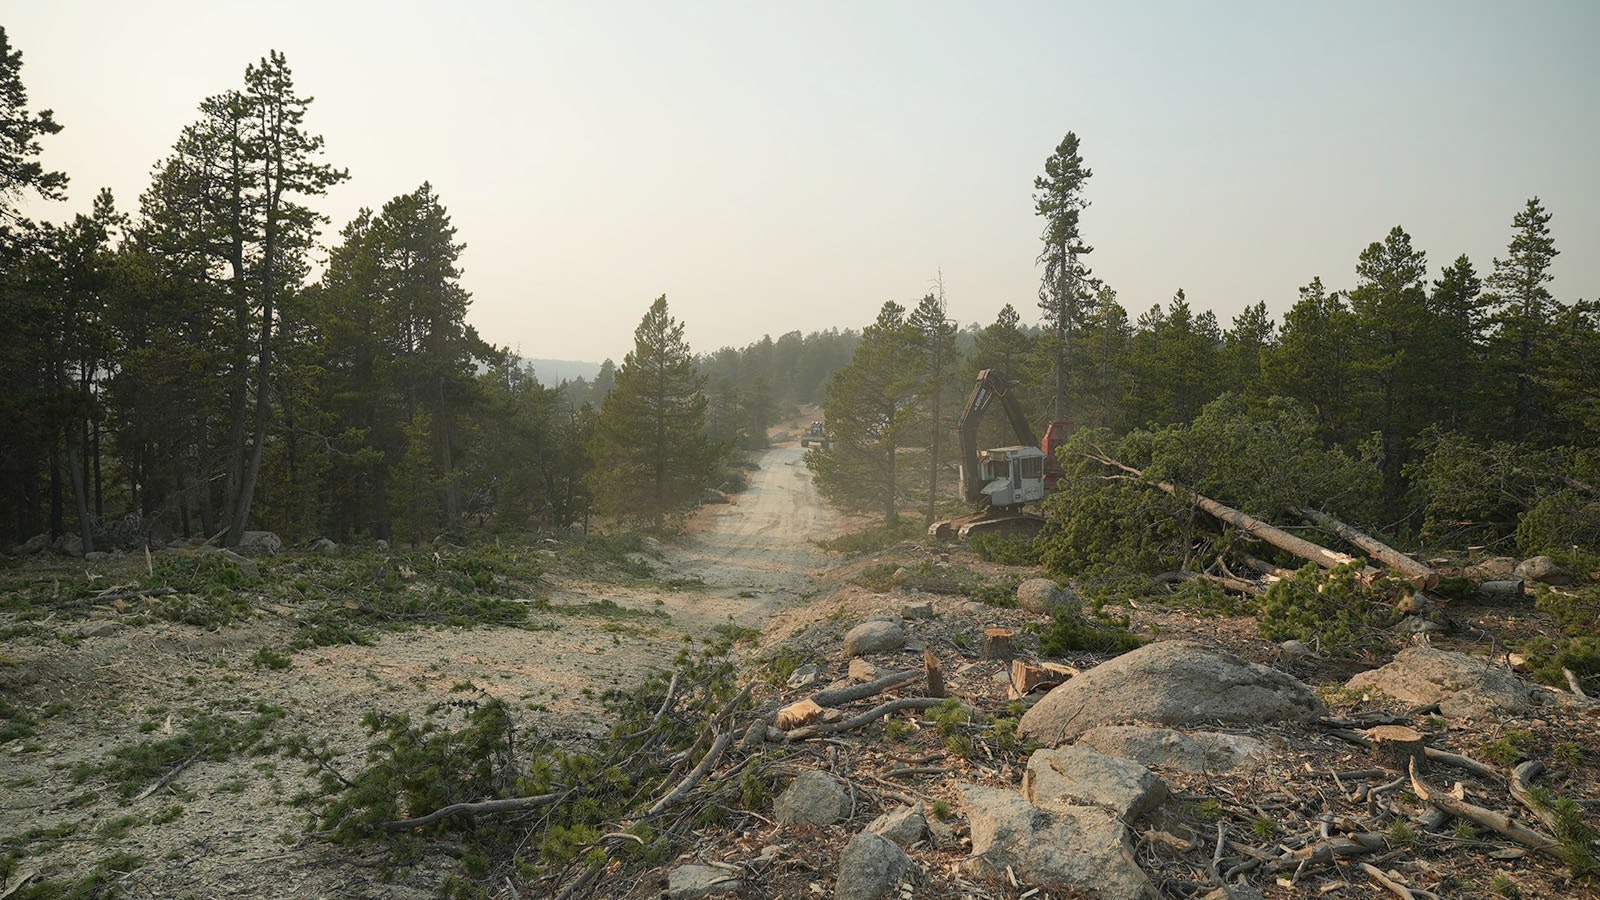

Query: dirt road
(0, 445), (843, 898)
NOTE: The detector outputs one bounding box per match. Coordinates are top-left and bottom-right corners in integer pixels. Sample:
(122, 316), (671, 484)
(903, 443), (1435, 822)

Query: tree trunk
(1292, 506), (1438, 589)
(1087, 452), (1379, 578)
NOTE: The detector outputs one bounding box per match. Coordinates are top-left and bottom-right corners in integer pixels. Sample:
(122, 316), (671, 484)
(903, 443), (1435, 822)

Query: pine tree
(0, 26), (67, 216)
(1485, 198), (1559, 439)
(588, 296), (718, 529)
(1034, 131), (1097, 421)
(909, 292), (959, 525)
(808, 302), (922, 523)
(1348, 226), (1431, 504)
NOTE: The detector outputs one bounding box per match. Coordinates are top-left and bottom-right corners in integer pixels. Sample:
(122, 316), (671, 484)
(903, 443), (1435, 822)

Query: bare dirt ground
(0, 444), (843, 899)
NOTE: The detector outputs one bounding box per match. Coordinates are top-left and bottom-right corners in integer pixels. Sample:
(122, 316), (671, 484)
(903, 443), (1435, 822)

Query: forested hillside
(3, 34), (1595, 569)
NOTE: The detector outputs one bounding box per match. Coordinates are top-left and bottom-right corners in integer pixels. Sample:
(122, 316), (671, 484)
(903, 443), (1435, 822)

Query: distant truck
(800, 421), (830, 450)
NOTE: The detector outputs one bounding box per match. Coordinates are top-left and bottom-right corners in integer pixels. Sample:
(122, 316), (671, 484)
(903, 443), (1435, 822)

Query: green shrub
(969, 533), (1043, 566)
(817, 521), (924, 554)
(1257, 563), (1404, 650)
(1036, 614), (1145, 656)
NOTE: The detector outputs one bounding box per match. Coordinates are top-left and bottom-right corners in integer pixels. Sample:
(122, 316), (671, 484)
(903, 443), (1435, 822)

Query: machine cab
(976, 445), (1048, 507)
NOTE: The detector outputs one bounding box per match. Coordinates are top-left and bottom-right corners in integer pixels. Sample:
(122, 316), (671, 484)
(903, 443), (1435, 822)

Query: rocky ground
(2, 434), (1598, 899)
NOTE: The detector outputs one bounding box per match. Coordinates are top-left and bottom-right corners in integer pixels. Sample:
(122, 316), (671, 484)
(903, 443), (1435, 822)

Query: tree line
(809, 131), (1599, 560)
(0, 36), (753, 551)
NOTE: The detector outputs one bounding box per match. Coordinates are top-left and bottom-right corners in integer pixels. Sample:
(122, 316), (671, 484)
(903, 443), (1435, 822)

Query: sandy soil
(0, 445), (842, 899)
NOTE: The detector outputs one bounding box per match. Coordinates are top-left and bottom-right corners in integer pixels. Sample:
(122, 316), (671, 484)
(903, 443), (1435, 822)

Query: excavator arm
(955, 369), (1038, 504)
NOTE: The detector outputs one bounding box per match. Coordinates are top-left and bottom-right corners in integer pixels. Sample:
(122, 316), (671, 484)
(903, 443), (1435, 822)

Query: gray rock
(14, 533), (48, 555)
(1022, 746), (1168, 819)
(1346, 647), (1536, 719)
(835, 831), (911, 900)
(900, 600), (934, 619)
(78, 620), (124, 639)
(867, 804), (928, 848)
(374, 539), (390, 551)
(774, 770), (852, 826)
(53, 534), (83, 557)
(1018, 641), (1325, 747)
(1278, 640), (1313, 663)
(1075, 726), (1268, 774)
(787, 663), (823, 689)
(666, 864), (740, 898)
(1206, 885), (1264, 900)
(310, 537), (338, 554)
(844, 619), (907, 657)
(960, 784), (1156, 900)
(1515, 555), (1568, 585)
(235, 530), (282, 556)
(1017, 578), (1079, 616)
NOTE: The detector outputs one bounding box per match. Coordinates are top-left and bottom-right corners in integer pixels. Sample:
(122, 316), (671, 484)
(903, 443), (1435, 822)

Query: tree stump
(924, 649), (946, 698)
(1366, 725), (1426, 773)
(1009, 659), (1079, 698)
(980, 628), (1013, 662)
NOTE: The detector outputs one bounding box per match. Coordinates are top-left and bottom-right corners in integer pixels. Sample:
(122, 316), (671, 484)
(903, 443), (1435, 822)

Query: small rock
(1278, 640), (1312, 663)
(1016, 578), (1079, 616)
(374, 539), (390, 551)
(848, 658), (879, 682)
(52, 534), (84, 557)
(867, 805), (928, 848)
(1206, 885), (1264, 900)
(774, 771), (852, 826)
(900, 601), (934, 619)
(844, 619), (907, 657)
(666, 863), (741, 898)
(78, 620), (124, 639)
(835, 832), (911, 900)
(310, 537), (338, 554)
(1515, 555), (1568, 585)
(13, 534), (48, 555)
(235, 530), (283, 556)
(1022, 746), (1168, 820)
(216, 548), (260, 580)
(1464, 556), (1517, 578)
(787, 663), (823, 689)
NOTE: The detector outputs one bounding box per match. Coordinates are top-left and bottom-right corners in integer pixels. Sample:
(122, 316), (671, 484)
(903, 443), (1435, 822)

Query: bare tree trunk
(1292, 506), (1438, 589)
(1086, 451), (1379, 578)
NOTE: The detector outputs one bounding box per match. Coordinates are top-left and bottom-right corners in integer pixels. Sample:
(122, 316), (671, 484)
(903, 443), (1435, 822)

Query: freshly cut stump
(1366, 725), (1425, 773)
(981, 628), (1014, 662)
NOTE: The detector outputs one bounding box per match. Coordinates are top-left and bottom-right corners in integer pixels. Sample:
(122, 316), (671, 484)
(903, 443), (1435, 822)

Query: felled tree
(588, 296), (719, 530)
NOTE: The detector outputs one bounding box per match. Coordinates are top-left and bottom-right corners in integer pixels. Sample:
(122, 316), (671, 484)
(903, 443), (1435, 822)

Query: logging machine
(929, 369), (1070, 540)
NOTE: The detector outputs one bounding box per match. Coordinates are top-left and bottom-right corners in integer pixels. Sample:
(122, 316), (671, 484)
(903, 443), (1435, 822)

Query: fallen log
(810, 669), (920, 708)
(783, 697), (957, 742)
(1508, 761), (1564, 833)
(1408, 759), (1561, 858)
(1084, 452), (1380, 579)
(1292, 506), (1439, 589)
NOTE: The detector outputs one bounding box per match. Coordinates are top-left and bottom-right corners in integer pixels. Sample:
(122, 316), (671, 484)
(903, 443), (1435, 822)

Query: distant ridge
(525, 358), (602, 385)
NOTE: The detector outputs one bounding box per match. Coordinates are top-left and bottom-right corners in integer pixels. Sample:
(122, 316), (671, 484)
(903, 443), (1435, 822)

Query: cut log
(1409, 759), (1562, 859)
(980, 628), (1013, 662)
(1365, 725), (1425, 774)
(924, 649), (946, 699)
(1084, 452), (1380, 579)
(1009, 659), (1078, 697)
(1292, 506), (1439, 589)
(775, 698), (825, 731)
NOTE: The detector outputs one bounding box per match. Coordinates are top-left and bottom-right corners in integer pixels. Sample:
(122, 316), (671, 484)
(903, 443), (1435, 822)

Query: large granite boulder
(960, 784), (1156, 900)
(774, 770), (852, 826)
(1021, 746), (1168, 819)
(1346, 647), (1536, 719)
(1075, 725), (1268, 773)
(844, 617), (907, 657)
(1018, 641), (1324, 747)
(835, 831), (912, 900)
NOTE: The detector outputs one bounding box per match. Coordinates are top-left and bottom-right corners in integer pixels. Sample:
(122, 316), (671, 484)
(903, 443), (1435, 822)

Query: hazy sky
(11, 2), (1599, 366)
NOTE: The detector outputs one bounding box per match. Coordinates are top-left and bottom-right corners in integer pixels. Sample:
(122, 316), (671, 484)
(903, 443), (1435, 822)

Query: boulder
(960, 784), (1156, 900)
(1017, 578), (1079, 616)
(1515, 555), (1568, 585)
(774, 771), (852, 826)
(53, 534), (83, 557)
(235, 531), (283, 556)
(844, 618), (907, 657)
(900, 600), (934, 619)
(1346, 647), (1536, 719)
(13, 534), (48, 555)
(835, 831), (912, 900)
(310, 537), (338, 554)
(867, 804), (927, 848)
(78, 620), (124, 639)
(1017, 641), (1325, 747)
(666, 864), (740, 898)
(1022, 746), (1167, 819)
(1075, 726), (1268, 774)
